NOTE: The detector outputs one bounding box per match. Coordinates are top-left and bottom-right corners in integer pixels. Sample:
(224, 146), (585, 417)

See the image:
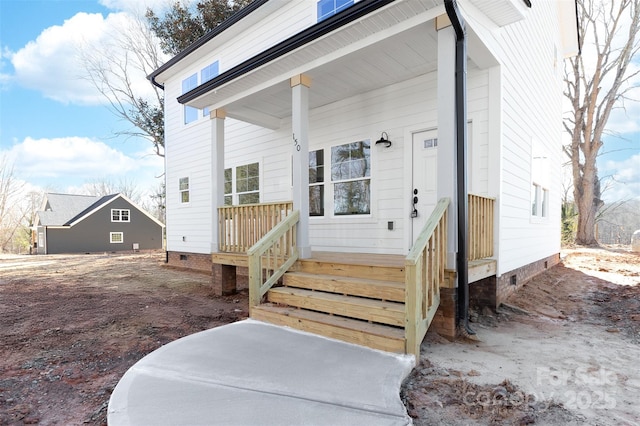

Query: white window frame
(224, 162), (260, 205)
(179, 177), (190, 204)
(317, 0), (354, 22)
(182, 73), (199, 125)
(309, 149), (325, 217)
(330, 139), (371, 217)
(111, 209), (130, 222)
(110, 232), (124, 244)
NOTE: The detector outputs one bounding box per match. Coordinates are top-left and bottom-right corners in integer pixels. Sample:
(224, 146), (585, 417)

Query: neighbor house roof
(37, 193), (104, 226)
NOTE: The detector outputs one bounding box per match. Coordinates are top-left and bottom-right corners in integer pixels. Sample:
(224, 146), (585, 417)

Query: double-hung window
(331, 140), (371, 215)
(224, 162), (260, 205)
(317, 0), (353, 21)
(309, 150), (325, 216)
(111, 209), (130, 222)
(531, 183), (549, 218)
(182, 74), (199, 124)
(201, 61), (219, 117)
(531, 150), (549, 219)
(179, 177), (190, 203)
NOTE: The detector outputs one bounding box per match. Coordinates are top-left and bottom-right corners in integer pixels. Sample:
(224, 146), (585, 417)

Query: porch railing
(468, 194), (495, 260)
(218, 201), (293, 252)
(405, 197), (449, 358)
(248, 210), (300, 310)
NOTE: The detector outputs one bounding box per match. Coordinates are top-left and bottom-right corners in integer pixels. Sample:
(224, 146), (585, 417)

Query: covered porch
(211, 194), (495, 356)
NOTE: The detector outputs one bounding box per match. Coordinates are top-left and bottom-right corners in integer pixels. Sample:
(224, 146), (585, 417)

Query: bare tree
(0, 156), (27, 253)
(79, 10), (166, 157)
(564, 0), (640, 245)
(82, 178), (143, 204)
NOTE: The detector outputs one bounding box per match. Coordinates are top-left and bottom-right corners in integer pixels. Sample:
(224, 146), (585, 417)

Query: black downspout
(444, 0), (475, 336)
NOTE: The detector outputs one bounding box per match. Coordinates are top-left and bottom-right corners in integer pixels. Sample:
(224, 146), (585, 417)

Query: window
(111, 209), (130, 222)
(224, 168), (233, 206)
(201, 61), (219, 117)
(110, 232), (123, 244)
(331, 140), (370, 215)
(317, 0), (353, 21)
(309, 150), (325, 216)
(532, 183), (549, 218)
(182, 74), (198, 124)
(179, 177), (190, 203)
(225, 163), (260, 205)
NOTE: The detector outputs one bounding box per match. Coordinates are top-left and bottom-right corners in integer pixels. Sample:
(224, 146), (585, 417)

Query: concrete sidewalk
(107, 319), (414, 425)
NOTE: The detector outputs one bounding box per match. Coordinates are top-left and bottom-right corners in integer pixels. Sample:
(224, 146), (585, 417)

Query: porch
(211, 194), (495, 357)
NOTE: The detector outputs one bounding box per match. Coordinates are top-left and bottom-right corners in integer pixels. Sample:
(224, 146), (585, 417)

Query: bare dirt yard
(403, 246), (640, 425)
(1, 247), (638, 425)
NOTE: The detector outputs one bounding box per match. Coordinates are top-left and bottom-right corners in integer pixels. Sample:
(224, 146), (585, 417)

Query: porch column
(210, 108), (226, 253)
(436, 16), (458, 271)
(291, 74), (311, 259)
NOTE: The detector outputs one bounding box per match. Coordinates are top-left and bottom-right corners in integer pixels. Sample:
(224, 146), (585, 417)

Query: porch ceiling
(186, 0), (447, 129)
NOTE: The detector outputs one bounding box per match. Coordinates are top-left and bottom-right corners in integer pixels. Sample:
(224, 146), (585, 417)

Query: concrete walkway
(108, 319), (414, 425)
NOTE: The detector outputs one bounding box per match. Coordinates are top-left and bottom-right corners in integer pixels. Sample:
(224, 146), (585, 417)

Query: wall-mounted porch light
(375, 132), (392, 148)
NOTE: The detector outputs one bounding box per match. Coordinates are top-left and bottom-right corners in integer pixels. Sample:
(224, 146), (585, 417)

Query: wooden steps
(250, 253), (408, 353)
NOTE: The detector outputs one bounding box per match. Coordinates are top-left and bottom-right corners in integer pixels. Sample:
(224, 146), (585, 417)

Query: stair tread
(283, 272), (405, 302)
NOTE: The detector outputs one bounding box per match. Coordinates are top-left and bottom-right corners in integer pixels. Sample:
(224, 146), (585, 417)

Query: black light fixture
(375, 131), (392, 147)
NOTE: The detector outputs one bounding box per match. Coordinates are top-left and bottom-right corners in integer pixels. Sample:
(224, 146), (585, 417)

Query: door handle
(411, 189), (418, 218)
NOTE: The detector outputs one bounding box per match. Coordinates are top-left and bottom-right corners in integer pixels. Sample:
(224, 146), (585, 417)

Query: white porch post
(291, 74), (311, 259)
(437, 18), (458, 271)
(210, 109), (226, 253)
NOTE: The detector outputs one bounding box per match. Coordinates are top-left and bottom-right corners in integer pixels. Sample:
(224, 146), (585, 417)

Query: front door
(411, 129), (438, 245)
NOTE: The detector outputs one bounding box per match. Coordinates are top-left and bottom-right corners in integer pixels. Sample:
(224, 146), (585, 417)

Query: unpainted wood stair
(250, 255), (408, 353)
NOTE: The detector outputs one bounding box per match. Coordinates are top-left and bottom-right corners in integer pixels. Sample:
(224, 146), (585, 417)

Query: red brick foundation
(166, 251), (212, 273)
(496, 253), (560, 305)
(431, 287), (457, 340)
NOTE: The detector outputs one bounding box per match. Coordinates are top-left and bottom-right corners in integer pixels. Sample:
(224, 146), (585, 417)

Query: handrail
(405, 197), (450, 358)
(218, 201), (293, 253)
(468, 194), (495, 260)
(247, 210), (300, 310)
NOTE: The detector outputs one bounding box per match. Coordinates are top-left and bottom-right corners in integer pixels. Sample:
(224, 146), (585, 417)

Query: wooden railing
(468, 194), (495, 260)
(247, 210), (300, 310)
(218, 202), (293, 252)
(405, 197), (449, 358)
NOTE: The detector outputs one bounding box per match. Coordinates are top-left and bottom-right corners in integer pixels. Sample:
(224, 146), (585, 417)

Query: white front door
(411, 129), (438, 245)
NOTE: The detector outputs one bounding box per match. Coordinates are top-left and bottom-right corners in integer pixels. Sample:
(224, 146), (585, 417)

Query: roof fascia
(66, 194), (165, 228)
(148, 0), (270, 88)
(178, 0), (395, 105)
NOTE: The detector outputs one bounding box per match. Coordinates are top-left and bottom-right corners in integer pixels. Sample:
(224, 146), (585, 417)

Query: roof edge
(148, 0), (270, 88)
(178, 0), (395, 105)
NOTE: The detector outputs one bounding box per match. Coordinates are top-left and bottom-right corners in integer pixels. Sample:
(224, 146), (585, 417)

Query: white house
(149, 0), (578, 355)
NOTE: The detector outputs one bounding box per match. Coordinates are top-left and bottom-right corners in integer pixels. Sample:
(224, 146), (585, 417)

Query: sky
(0, 0), (166, 203)
(0, 0), (638, 205)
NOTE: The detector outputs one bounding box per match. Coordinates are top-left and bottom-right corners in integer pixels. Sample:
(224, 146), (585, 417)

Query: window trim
(330, 139), (372, 217)
(224, 162), (261, 205)
(110, 232), (124, 244)
(111, 209), (130, 223)
(317, 0), (354, 22)
(179, 176), (190, 204)
(309, 149), (325, 217)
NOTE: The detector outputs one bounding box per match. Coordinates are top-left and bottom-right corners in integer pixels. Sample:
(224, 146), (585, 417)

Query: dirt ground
(402, 246), (640, 425)
(1, 247), (638, 425)
(0, 252), (249, 425)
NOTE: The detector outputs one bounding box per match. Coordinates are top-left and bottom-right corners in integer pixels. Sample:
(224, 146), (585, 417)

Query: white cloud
(7, 136), (138, 178)
(99, 0), (171, 13)
(5, 10), (161, 106)
(602, 153), (640, 202)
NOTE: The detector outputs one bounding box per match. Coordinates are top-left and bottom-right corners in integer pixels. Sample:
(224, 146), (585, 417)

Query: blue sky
(0, 0), (165, 201)
(0, 0), (638, 204)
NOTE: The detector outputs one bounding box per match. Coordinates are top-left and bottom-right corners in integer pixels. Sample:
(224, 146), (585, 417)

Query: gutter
(444, 0), (475, 336)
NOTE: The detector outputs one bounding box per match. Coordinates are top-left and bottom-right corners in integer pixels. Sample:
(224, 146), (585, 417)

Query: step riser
(267, 289), (405, 327)
(283, 273), (405, 303)
(251, 307), (405, 353)
(293, 261), (405, 282)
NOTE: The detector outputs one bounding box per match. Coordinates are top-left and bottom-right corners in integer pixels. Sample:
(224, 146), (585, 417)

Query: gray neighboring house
(33, 193), (164, 255)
